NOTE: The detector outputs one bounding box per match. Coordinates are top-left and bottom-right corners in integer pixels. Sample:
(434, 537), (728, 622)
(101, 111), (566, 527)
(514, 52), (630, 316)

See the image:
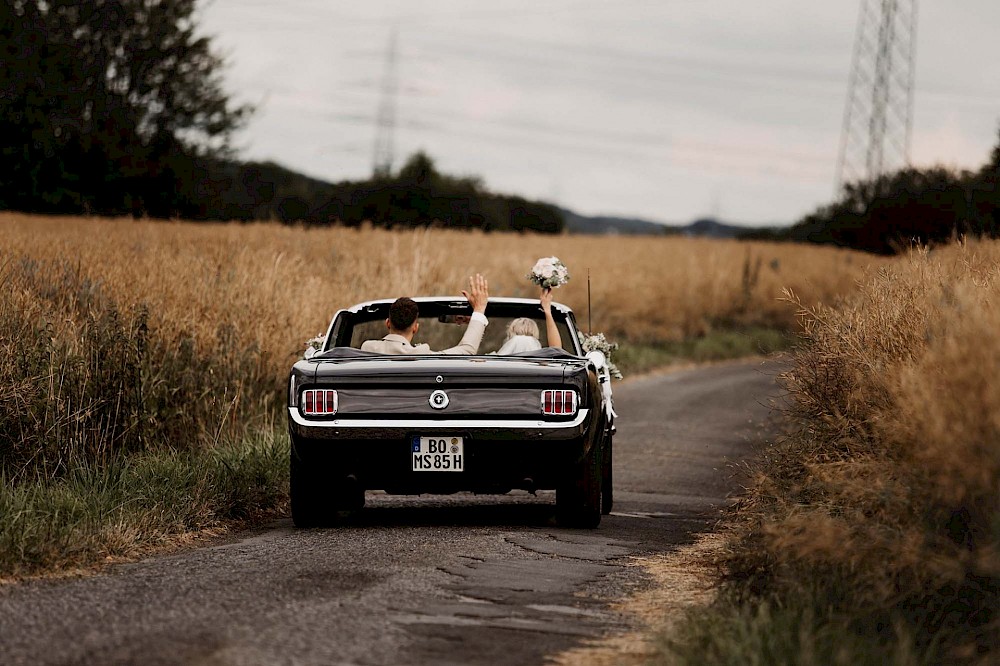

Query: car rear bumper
(287, 407), (591, 441)
(288, 408), (597, 492)
(291, 436), (589, 493)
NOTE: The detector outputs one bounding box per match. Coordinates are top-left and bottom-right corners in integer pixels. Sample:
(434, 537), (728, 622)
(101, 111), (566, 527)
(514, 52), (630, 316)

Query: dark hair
(389, 297), (419, 330)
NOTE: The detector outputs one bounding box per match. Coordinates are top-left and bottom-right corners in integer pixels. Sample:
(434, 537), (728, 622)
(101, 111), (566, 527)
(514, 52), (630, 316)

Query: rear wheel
(601, 433), (614, 515)
(556, 439), (602, 529)
(290, 436), (364, 527)
(290, 437), (323, 527)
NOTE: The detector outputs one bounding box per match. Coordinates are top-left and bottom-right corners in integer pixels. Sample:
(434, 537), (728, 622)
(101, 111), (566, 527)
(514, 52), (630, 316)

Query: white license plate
(411, 436), (464, 472)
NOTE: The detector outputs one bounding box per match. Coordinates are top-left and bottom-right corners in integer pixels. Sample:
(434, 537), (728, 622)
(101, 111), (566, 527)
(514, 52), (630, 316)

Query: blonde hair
(506, 317), (539, 340)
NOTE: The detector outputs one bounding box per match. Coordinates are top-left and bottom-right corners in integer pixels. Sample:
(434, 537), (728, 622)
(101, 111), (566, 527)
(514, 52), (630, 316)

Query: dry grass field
(1, 211), (887, 465)
(661, 239), (1000, 665)
(2, 212), (875, 375)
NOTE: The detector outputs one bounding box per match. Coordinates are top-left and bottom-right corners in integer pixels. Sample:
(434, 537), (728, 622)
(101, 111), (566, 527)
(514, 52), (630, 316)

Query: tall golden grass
(720, 239), (1000, 662)
(3, 213), (875, 356)
(0, 212), (879, 476)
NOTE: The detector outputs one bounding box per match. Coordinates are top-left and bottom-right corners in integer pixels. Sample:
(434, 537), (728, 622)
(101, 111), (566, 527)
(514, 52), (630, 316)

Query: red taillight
(301, 389), (338, 416)
(541, 390), (577, 416)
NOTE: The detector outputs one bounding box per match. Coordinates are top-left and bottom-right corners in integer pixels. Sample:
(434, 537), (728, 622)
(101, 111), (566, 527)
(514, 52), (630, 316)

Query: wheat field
(0, 212), (883, 476)
(2, 212), (878, 375)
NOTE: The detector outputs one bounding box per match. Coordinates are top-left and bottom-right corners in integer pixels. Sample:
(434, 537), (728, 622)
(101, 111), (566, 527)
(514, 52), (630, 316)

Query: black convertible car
(287, 297), (616, 528)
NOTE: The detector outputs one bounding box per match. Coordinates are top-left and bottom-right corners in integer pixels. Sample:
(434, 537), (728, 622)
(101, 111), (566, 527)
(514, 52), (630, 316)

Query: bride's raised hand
(539, 287), (553, 312)
(539, 287), (561, 348)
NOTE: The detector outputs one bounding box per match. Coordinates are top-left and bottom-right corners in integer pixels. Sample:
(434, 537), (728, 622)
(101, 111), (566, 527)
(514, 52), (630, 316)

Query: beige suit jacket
(360, 319), (487, 355)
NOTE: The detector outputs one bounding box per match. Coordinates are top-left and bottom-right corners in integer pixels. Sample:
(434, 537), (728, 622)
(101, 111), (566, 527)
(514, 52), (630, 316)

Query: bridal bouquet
(527, 256), (570, 289)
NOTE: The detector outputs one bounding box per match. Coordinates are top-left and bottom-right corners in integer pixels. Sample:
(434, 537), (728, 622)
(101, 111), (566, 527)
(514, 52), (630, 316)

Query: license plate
(411, 436), (464, 472)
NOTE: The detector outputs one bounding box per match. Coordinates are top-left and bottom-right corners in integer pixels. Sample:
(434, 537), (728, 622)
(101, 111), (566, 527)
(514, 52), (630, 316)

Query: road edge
(547, 531), (725, 665)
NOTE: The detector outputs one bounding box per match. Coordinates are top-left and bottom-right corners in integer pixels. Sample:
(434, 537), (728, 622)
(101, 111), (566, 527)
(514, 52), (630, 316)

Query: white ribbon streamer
(585, 351), (618, 421)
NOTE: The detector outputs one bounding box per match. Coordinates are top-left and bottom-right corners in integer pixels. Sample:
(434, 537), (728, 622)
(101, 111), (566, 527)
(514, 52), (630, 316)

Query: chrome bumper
(287, 407), (590, 441)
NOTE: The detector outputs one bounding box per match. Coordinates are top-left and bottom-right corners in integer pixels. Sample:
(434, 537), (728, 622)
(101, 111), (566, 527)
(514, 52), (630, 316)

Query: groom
(361, 274), (490, 355)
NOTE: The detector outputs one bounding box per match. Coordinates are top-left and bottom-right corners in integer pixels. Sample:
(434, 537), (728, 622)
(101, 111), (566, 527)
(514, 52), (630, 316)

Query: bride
(495, 287), (563, 354)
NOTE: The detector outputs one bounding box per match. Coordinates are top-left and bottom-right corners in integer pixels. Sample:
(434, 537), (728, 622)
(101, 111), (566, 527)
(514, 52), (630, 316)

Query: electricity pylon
(372, 30), (398, 178)
(835, 0), (918, 192)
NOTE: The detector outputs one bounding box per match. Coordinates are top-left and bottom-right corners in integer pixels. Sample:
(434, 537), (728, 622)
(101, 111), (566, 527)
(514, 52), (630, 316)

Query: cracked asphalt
(0, 358), (784, 666)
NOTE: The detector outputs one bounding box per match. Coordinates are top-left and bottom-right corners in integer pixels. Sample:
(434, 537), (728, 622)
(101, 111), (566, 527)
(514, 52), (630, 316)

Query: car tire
(556, 439), (602, 529)
(290, 436), (325, 527)
(290, 436), (364, 527)
(601, 433), (614, 515)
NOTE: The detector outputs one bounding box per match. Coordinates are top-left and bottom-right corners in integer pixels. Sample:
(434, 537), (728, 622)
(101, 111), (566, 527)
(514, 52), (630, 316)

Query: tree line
(746, 131), (1000, 254)
(0, 0), (563, 233)
(190, 152), (564, 233)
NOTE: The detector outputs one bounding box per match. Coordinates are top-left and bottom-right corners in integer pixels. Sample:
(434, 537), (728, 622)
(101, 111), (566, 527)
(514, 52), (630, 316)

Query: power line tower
(372, 30), (398, 178)
(835, 0), (918, 192)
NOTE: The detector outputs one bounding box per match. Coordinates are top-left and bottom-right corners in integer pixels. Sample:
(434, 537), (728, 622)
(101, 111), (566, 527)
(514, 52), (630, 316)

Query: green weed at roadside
(0, 430), (288, 579)
(655, 591), (937, 666)
(616, 327), (792, 376)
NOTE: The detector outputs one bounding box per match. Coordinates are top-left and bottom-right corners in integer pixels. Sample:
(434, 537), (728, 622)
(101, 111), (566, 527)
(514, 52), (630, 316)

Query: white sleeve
(470, 311), (489, 326)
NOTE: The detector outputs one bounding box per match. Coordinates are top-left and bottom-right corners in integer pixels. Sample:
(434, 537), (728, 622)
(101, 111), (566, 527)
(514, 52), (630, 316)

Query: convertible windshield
(336, 301), (577, 354)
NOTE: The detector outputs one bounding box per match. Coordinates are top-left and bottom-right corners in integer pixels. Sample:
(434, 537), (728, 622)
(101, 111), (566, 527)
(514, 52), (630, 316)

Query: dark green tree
(396, 151), (439, 187)
(789, 163), (999, 254)
(989, 126), (1000, 171)
(0, 0), (248, 216)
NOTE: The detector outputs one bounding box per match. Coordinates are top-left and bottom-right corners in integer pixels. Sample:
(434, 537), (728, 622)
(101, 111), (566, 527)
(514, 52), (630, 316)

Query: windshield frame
(327, 298), (583, 356)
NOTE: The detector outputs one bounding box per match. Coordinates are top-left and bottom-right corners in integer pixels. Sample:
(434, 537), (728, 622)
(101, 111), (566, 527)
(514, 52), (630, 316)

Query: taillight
(541, 390), (577, 416)
(301, 389), (338, 416)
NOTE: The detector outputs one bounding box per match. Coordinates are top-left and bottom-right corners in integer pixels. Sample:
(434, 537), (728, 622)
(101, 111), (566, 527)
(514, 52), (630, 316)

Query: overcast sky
(200, 1), (1000, 225)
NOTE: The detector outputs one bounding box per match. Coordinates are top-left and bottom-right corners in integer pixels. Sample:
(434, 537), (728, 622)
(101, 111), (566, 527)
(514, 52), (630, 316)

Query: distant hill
(680, 218), (751, 239)
(558, 207), (675, 235)
(561, 208), (776, 238)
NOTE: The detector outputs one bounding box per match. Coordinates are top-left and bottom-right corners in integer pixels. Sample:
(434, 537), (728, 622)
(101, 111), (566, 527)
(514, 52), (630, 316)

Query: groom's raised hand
(461, 273), (489, 314)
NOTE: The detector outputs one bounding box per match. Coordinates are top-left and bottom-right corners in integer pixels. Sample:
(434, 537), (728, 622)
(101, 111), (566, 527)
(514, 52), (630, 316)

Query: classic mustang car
(286, 297), (616, 528)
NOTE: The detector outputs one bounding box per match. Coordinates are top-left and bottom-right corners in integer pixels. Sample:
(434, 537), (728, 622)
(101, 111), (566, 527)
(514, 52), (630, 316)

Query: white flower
(532, 256), (556, 275)
(527, 256), (570, 289)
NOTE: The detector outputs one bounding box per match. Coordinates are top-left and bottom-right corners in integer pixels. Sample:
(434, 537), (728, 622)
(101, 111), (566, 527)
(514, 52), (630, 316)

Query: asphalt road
(0, 359), (784, 666)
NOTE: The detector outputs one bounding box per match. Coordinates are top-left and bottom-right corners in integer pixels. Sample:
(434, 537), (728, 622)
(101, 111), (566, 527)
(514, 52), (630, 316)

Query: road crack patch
(547, 531), (723, 666)
(504, 535), (630, 562)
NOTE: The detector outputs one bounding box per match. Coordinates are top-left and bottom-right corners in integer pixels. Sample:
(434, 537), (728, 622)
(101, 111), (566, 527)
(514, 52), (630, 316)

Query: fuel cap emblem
(429, 390), (449, 409)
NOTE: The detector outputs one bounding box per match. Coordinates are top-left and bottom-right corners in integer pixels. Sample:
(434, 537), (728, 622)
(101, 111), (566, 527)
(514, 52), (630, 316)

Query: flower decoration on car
(581, 332), (623, 380)
(303, 333), (325, 359)
(527, 256), (570, 289)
